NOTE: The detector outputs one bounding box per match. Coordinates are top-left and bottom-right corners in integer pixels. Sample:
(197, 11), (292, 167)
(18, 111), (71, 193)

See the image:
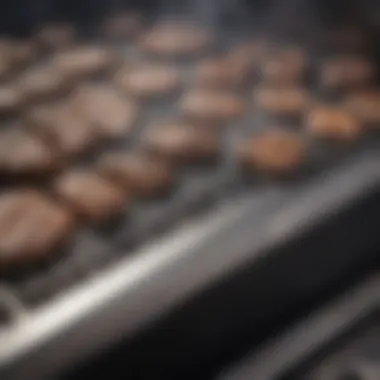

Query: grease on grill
(307, 106), (362, 142)
(254, 85), (310, 118)
(53, 170), (128, 221)
(139, 22), (213, 58)
(115, 63), (181, 99)
(25, 102), (99, 158)
(144, 121), (220, 162)
(72, 85), (139, 138)
(0, 190), (74, 267)
(239, 130), (306, 174)
(103, 11), (145, 41)
(35, 23), (76, 51)
(18, 66), (72, 103)
(0, 129), (61, 176)
(344, 91), (380, 125)
(98, 152), (174, 198)
(181, 90), (245, 122)
(260, 47), (308, 84)
(320, 56), (375, 91)
(52, 46), (117, 81)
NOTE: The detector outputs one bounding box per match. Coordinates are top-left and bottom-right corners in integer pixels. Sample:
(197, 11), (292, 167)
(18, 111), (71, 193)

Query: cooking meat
(195, 55), (250, 89)
(25, 102), (99, 157)
(227, 40), (270, 71)
(307, 105), (362, 141)
(0, 190), (73, 267)
(98, 152), (174, 197)
(115, 63), (181, 99)
(344, 91), (380, 125)
(54, 170), (128, 221)
(0, 84), (24, 115)
(52, 46), (117, 80)
(72, 85), (139, 138)
(239, 130), (306, 174)
(144, 121), (221, 162)
(260, 47), (309, 84)
(11, 39), (39, 67)
(181, 90), (245, 122)
(0, 39), (14, 80)
(254, 85), (310, 117)
(35, 23), (76, 50)
(18, 66), (72, 103)
(0, 128), (61, 175)
(320, 56), (375, 90)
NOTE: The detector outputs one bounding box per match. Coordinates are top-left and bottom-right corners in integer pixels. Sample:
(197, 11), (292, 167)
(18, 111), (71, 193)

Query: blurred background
(0, 1), (380, 379)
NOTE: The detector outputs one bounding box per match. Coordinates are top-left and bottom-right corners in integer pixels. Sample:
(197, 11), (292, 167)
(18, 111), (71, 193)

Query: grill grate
(0, 6), (379, 307)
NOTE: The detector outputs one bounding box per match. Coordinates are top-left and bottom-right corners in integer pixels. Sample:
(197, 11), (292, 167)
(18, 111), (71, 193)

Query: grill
(1, 1), (380, 379)
(218, 272), (380, 380)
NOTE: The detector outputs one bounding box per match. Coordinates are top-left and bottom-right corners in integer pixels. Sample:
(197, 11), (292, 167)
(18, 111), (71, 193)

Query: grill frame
(1, 150), (380, 379)
(217, 272), (380, 380)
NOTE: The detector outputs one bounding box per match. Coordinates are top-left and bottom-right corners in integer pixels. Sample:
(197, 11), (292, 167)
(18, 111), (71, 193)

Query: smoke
(156, 0), (252, 28)
(262, 0), (324, 40)
(152, 0), (379, 40)
(183, 0), (324, 35)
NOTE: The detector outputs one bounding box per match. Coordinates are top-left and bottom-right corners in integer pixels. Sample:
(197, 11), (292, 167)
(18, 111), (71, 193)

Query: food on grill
(181, 90), (245, 122)
(307, 106), (362, 141)
(72, 85), (138, 138)
(344, 91), (380, 125)
(103, 11), (144, 40)
(52, 46), (116, 80)
(0, 190), (73, 267)
(54, 170), (128, 221)
(0, 84), (24, 115)
(98, 152), (174, 197)
(0, 40), (16, 80)
(227, 40), (270, 71)
(18, 66), (71, 103)
(25, 102), (99, 157)
(0, 59), (12, 81)
(254, 85), (310, 117)
(10, 39), (39, 67)
(195, 55), (250, 89)
(144, 121), (221, 162)
(115, 63), (181, 99)
(0, 129), (61, 175)
(239, 130), (306, 174)
(320, 56), (375, 90)
(260, 47), (309, 83)
(139, 22), (213, 58)
(35, 23), (76, 50)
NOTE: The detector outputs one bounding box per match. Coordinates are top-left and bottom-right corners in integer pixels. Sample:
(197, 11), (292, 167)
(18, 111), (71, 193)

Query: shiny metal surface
(1, 150), (380, 379)
(1, 2), (380, 379)
(218, 272), (380, 380)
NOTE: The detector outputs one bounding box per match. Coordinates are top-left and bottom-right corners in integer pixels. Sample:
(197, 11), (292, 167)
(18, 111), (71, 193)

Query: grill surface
(1, 1), (378, 308)
(1, 1), (380, 379)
